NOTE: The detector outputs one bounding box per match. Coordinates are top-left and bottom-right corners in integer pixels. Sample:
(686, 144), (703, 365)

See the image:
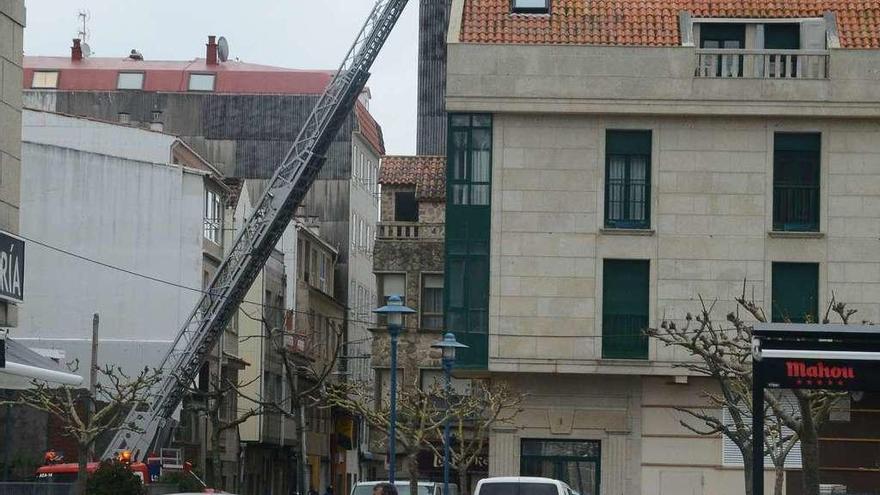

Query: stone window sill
(600, 228), (656, 237)
(768, 231), (825, 239)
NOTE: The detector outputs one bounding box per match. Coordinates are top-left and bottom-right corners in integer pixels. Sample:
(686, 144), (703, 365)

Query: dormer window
(512, 0), (549, 14)
(32, 71), (59, 89)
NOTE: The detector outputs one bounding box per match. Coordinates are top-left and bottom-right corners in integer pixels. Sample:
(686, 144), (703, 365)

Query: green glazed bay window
(605, 130), (652, 229)
(602, 260), (649, 360)
(520, 439), (601, 495)
(445, 114), (492, 369)
(772, 262), (819, 323)
(773, 133), (821, 232)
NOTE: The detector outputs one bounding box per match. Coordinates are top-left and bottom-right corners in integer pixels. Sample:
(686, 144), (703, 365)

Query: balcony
(376, 222), (445, 241)
(695, 49), (829, 79)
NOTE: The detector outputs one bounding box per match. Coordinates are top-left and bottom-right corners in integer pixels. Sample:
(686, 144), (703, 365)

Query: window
(302, 241), (311, 283)
(602, 259), (649, 359)
(605, 130), (652, 229)
(773, 133), (820, 232)
(449, 114), (492, 206)
(421, 274), (444, 330)
(699, 23), (745, 77)
(722, 401), (802, 468)
(377, 273), (406, 325)
(520, 440), (600, 495)
(188, 73), (216, 91)
(117, 72), (144, 90)
(394, 191), (419, 222)
(765, 24), (802, 77)
(772, 262), (819, 323)
(319, 254), (327, 292)
(447, 114), (492, 369)
(310, 247), (319, 286)
(204, 190), (223, 244)
(419, 369), (470, 395)
(512, 0), (550, 14)
(297, 239), (305, 280)
(32, 71), (59, 89)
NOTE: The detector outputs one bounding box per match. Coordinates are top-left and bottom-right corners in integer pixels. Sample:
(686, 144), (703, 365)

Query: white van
(351, 481), (459, 495)
(474, 477), (578, 495)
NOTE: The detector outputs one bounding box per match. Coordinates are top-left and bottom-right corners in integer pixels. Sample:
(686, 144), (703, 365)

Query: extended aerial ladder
(103, 0), (410, 460)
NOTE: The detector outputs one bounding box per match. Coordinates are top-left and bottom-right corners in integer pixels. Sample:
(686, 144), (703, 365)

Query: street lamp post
(431, 333), (468, 495)
(373, 294), (415, 484)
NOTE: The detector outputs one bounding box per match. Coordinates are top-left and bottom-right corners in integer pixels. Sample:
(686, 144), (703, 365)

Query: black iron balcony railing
(602, 313), (649, 360)
(773, 183), (820, 232)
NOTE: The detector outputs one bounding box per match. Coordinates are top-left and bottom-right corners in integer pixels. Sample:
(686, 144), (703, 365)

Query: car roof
(355, 482), (436, 487)
(478, 477), (562, 484)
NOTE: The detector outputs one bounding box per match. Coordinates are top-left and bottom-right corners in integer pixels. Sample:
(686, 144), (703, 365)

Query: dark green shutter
(772, 262), (819, 323)
(602, 260), (649, 359)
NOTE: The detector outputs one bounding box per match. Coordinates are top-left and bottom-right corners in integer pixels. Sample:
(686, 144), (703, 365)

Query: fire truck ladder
(103, 0), (409, 460)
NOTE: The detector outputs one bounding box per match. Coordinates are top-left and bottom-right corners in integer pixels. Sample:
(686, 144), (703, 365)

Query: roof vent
(129, 49), (143, 61)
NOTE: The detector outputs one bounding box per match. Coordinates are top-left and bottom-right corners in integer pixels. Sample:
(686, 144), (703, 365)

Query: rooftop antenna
(77, 10), (92, 57)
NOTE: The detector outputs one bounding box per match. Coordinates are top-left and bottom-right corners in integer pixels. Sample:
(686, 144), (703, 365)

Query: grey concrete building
(445, 1), (880, 494)
(0, 0), (24, 329)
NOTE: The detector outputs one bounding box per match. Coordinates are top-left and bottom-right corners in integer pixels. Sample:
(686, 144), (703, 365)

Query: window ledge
(599, 358), (652, 365)
(600, 228), (656, 237)
(768, 231), (825, 239)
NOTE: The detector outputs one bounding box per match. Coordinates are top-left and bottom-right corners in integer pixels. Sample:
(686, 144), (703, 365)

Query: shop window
(520, 439), (600, 495)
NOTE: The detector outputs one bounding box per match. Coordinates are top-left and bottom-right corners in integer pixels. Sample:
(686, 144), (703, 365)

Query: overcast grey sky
(23, 0), (419, 155)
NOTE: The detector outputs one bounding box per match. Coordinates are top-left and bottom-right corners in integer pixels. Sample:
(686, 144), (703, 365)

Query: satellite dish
(81, 42), (92, 58)
(217, 36), (229, 62)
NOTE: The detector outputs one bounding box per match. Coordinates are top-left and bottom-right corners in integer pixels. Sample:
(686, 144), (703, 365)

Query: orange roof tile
(460, 0), (880, 48)
(379, 156), (447, 201)
(355, 102), (385, 156)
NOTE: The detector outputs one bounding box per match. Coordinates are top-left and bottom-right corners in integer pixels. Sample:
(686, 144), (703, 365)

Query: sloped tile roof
(379, 155), (447, 201)
(355, 102), (386, 156)
(460, 0), (880, 48)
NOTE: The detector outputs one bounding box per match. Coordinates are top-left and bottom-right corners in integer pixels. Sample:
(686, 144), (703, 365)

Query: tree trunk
(209, 426), (223, 489)
(797, 395), (821, 495)
(75, 440), (89, 495)
(773, 465), (785, 495)
(295, 396), (309, 495)
(458, 463), (470, 495)
(407, 451), (419, 495)
(742, 450), (753, 495)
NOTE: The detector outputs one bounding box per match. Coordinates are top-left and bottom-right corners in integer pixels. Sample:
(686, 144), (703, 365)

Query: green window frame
(520, 439), (601, 495)
(602, 259), (649, 359)
(773, 133), (821, 232)
(446, 114), (492, 369)
(772, 262), (819, 324)
(605, 130), (652, 229)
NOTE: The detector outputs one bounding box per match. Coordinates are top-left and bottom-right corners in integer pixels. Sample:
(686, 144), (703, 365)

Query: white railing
(377, 222), (445, 240)
(695, 49), (830, 79)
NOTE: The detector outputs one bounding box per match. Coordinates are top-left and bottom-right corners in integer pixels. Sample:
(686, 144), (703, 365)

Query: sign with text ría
(0, 231), (23, 304)
(762, 359), (880, 391)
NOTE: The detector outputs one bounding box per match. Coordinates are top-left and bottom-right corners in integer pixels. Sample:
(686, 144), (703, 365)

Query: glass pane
(471, 129), (492, 182)
(608, 156), (626, 180)
(471, 185), (490, 206)
(448, 260), (466, 307)
(629, 156), (648, 221)
(703, 40), (720, 49)
(452, 132), (469, 180)
(452, 184), (469, 205)
(117, 72), (144, 90)
(451, 115), (471, 127)
(189, 73), (216, 91)
(607, 156), (626, 222)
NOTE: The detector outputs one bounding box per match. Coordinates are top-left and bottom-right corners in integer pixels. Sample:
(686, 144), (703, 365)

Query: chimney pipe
(72, 38), (83, 62)
(206, 35), (218, 65)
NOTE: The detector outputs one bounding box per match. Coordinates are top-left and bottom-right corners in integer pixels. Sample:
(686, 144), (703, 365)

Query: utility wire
(18, 233), (762, 340)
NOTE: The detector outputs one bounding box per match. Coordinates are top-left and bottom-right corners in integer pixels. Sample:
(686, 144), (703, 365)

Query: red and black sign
(761, 359), (880, 391)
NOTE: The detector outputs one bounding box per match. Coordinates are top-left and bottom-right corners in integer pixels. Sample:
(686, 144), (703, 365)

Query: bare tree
(240, 307), (345, 495)
(325, 379), (451, 495)
(647, 285), (848, 495)
(185, 370), (261, 489)
(421, 380), (524, 495)
(1, 364), (162, 495)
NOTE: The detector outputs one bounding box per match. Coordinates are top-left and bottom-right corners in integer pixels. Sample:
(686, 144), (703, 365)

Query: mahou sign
(751, 323), (880, 495)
